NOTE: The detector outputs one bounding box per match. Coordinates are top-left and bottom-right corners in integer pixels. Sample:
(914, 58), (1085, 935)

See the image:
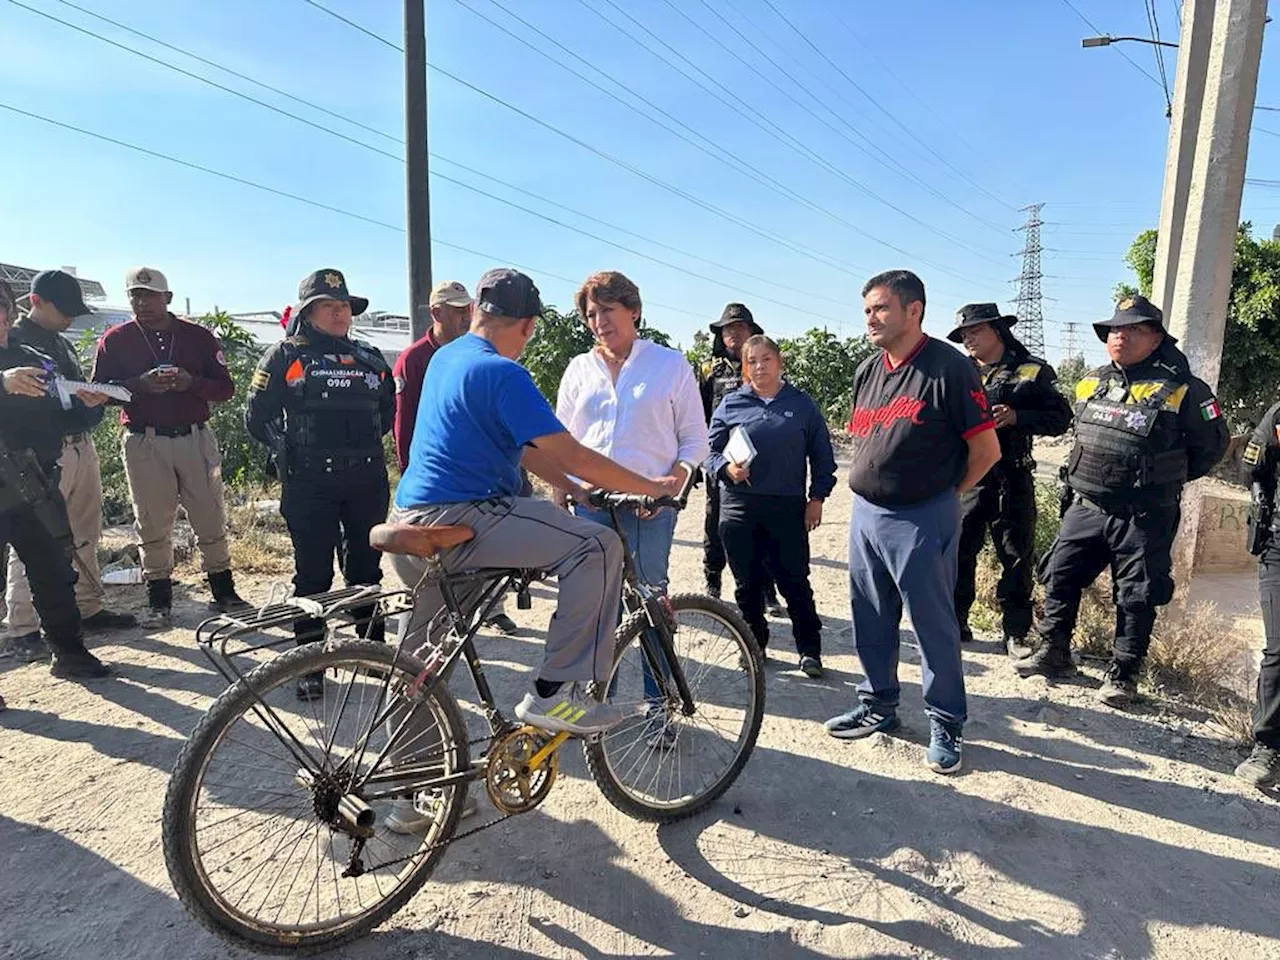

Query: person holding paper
(706, 335), (836, 677)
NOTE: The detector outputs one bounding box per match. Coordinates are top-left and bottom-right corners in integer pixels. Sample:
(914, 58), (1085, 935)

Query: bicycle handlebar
(582, 460), (702, 513)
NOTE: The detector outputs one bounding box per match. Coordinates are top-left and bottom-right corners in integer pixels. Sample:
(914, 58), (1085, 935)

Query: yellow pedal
(526, 729), (571, 771)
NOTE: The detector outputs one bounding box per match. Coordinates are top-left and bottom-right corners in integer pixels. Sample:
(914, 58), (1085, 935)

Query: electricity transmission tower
(1013, 203), (1046, 358)
(1062, 321), (1081, 361)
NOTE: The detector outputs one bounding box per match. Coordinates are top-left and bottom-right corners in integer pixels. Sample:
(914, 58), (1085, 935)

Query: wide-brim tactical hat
(711, 302), (763, 335)
(297, 268), (368, 317)
(1093, 294), (1176, 343)
(947, 302), (1017, 343)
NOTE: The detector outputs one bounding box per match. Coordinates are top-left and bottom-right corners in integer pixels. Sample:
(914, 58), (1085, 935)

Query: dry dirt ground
(2, 486), (1279, 960)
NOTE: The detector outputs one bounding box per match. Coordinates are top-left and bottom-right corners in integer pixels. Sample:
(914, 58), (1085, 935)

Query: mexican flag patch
(1199, 398), (1221, 421)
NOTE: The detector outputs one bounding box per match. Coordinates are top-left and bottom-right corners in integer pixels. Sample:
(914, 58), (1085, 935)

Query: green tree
(776, 328), (876, 424)
(1055, 354), (1089, 400)
(519, 305), (671, 406)
(1124, 223), (1280, 431)
(684, 329), (712, 373)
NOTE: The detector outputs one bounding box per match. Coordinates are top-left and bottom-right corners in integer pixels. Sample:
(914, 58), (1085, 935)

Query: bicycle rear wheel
(163, 639), (469, 953)
(584, 593), (764, 822)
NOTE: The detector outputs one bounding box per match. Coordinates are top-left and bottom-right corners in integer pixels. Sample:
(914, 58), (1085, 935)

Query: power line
(0, 99), (713, 324)
(1059, 0), (1166, 89)
(573, 0), (1009, 265)
(1144, 0), (1173, 115)
(34, 0), (847, 310)
(756, 0), (1013, 224)
(19, 0), (870, 289)
(299, 0), (1005, 286)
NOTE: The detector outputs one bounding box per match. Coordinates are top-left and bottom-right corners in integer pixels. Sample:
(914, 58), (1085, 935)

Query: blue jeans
(848, 490), (967, 727)
(575, 505), (677, 701)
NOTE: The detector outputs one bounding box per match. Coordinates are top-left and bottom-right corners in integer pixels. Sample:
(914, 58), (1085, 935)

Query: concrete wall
(1194, 489), (1255, 573)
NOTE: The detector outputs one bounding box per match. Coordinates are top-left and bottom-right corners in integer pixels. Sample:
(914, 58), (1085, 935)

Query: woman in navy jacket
(707, 335), (837, 676)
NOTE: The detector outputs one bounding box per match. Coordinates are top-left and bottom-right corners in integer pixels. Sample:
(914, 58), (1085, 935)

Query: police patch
(1245, 441), (1263, 466)
(251, 370), (270, 390)
(1199, 398), (1221, 421)
(394, 376), (406, 394)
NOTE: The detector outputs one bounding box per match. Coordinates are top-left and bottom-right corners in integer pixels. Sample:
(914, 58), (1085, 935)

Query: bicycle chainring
(484, 727), (558, 814)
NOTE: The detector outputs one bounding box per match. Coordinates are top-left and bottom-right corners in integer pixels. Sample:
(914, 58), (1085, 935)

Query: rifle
(0, 435), (73, 545)
(1057, 464), (1074, 519)
(1248, 481), (1274, 557)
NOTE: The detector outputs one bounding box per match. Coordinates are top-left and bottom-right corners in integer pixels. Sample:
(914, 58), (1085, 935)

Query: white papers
(53, 378), (132, 409)
(725, 425), (757, 467)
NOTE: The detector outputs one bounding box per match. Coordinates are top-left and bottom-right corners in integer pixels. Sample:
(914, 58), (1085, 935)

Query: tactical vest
(982, 361), (1036, 466)
(705, 356), (743, 413)
(282, 338), (386, 458)
(1067, 367), (1189, 499)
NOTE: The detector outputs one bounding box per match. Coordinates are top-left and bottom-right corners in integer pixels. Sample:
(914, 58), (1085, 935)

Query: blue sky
(3, 0), (1279, 366)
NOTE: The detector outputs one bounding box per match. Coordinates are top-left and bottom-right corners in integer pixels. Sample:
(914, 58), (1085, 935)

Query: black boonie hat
(947, 302), (1017, 343)
(476, 267), (543, 319)
(31, 269), (93, 318)
(1094, 294), (1175, 343)
(297, 268), (368, 317)
(711, 302), (764, 336)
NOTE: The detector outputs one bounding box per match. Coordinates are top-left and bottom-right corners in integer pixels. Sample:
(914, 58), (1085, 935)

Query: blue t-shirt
(395, 334), (565, 507)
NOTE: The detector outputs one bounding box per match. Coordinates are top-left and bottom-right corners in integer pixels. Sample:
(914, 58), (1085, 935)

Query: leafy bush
(776, 329), (876, 425)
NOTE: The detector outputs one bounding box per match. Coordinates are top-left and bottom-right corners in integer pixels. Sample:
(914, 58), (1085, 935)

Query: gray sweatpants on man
(388, 497), (623, 683)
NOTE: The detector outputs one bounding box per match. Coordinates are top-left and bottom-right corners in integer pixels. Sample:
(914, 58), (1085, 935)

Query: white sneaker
(385, 789), (476, 835)
(514, 682), (630, 735)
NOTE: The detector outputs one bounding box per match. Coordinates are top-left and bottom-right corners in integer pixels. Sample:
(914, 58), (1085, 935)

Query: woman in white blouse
(555, 271), (710, 746)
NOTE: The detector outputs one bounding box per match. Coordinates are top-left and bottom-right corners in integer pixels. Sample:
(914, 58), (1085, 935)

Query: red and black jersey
(846, 335), (993, 506)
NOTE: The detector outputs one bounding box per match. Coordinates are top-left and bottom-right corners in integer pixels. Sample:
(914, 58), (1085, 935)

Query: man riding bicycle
(388, 267), (684, 736)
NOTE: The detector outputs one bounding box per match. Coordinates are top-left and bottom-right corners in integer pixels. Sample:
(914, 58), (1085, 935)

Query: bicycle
(162, 465), (764, 953)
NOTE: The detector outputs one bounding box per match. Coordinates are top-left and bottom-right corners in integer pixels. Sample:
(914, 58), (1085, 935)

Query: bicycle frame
(192, 502), (700, 806)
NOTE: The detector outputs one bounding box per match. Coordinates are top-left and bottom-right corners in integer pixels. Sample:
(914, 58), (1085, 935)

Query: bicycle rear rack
(194, 584), (416, 687)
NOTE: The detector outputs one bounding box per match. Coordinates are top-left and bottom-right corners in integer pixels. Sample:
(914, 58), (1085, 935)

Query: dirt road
(2, 488), (1278, 959)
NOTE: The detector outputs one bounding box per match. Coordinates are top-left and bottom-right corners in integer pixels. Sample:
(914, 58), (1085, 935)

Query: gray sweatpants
(389, 497), (623, 683)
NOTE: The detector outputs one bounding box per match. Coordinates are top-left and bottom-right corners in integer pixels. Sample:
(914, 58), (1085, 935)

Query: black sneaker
(3, 631), (49, 662)
(959, 627), (974, 644)
(1096, 665), (1139, 708)
(1234, 743), (1280, 788)
(705, 580), (721, 600)
(296, 672), (324, 701)
(1014, 644), (1077, 679)
(767, 602), (787, 619)
(50, 649), (112, 680)
(81, 609), (138, 631)
(799, 655), (824, 678)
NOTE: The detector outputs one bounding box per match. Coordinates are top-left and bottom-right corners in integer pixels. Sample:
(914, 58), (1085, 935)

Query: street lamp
(1081, 35), (1179, 48)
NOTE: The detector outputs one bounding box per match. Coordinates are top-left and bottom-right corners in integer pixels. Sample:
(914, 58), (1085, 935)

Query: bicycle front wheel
(162, 639), (469, 953)
(584, 593), (764, 822)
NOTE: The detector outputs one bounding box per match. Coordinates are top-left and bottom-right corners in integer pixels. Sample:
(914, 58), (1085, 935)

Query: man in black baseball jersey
(824, 270), (1000, 775)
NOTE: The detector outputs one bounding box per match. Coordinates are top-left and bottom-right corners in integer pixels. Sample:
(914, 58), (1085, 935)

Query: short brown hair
(575, 270), (641, 319)
(742, 334), (782, 361)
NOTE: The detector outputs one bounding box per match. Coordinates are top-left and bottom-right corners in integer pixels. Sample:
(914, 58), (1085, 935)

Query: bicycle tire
(162, 639), (469, 953)
(584, 593), (764, 823)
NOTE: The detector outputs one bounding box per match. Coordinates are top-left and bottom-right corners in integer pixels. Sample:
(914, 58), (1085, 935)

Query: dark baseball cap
(31, 269), (92, 318)
(1094, 294), (1175, 343)
(476, 268), (543, 320)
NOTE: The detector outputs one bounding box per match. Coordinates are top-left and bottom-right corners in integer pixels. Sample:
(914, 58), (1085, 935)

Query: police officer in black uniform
(246, 270), (395, 700)
(0, 278), (110, 681)
(948, 303), (1073, 654)
(1237, 403), (1280, 787)
(699, 303), (779, 611)
(1017, 296), (1228, 707)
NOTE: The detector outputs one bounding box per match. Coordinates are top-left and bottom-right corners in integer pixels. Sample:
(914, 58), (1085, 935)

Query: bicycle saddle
(369, 522), (475, 557)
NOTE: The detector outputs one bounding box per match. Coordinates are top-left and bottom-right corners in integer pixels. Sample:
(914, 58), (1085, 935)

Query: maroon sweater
(92, 315), (235, 428)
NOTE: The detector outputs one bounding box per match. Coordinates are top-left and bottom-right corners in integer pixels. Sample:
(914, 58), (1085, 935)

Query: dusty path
(2, 487), (1278, 959)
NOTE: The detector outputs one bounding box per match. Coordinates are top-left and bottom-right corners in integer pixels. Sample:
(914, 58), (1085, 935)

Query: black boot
(142, 578), (173, 627)
(208, 570), (250, 613)
(294, 616), (326, 701)
(1014, 641), (1077, 679)
(49, 633), (111, 680)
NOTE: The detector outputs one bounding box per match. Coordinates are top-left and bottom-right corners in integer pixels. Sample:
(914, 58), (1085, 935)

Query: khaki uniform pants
(122, 426), (231, 580)
(5, 435), (104, 633)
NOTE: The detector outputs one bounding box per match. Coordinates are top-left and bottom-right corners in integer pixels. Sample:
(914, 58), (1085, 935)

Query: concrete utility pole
(405, 0), (432, 342)
(1153, 0), (1268, 602)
